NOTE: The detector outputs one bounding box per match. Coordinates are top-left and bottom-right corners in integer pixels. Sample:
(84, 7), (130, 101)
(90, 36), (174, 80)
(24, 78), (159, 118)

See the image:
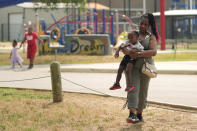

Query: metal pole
(93, 8), (97, 34)
(190, 0), (193, 35)
(22, 8), (26, 53)
(8, 13), (10, 41)
(66, 7), (69, 34)
(94, 0), (97, 9)
(186, 0), (189, 9)
(87, 9), (90, 29)
(123, 0), (126, 15)
(154, 0), (157, 12)
(128, 0), (131, 18)
(111, 14), (115, 44)
(160, 0), (166, 50)
(190, 0), (193, 9)
(35, 10), (39, 33)
(124, 23), (126, 32)
(78, 8), (81, 29)
(50, 61), (63, 102)
(1, 24), (3, 41)
(143, 0), (146, 14)
(109, 0), (112, 15)
(115, 10), (119, 40)
(102, 9), (106, 33)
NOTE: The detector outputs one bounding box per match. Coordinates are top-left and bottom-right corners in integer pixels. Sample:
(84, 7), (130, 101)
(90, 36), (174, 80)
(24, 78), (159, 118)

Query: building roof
(17, 2), (80, 8)
(17, 2), (109, 10)
(153, 9), (197, 16)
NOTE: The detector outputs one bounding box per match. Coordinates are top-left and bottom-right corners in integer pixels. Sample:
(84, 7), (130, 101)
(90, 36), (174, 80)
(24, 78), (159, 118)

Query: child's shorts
(120, 55), (136, 67)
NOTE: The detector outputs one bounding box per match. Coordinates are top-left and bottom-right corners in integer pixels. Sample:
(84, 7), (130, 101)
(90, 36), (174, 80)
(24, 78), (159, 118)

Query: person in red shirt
(20, 27), (43, 69)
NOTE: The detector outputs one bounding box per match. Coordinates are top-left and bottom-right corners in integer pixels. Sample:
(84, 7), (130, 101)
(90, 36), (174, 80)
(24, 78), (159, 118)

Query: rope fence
(0, 75), (111, 96)
(0, 68), (197, 114)
(61, 77), (111, 97)
(0, 76), (50, 82)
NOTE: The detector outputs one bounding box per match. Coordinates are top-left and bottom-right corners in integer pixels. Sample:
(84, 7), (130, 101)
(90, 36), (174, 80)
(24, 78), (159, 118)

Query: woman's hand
(122, 48), (138, 59)
(130, 52), (138, 59)
(114, 52), (119, 58)
(121, 48), (130, 55)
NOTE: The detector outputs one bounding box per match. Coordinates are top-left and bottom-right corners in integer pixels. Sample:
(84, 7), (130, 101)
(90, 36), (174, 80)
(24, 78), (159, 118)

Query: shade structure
(153, 9), (197, 16)
(0, 0), (32, 8)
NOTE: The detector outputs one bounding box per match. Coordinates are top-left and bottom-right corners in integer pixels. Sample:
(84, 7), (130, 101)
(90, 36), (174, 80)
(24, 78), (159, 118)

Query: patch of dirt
(0, 91), (196, 131)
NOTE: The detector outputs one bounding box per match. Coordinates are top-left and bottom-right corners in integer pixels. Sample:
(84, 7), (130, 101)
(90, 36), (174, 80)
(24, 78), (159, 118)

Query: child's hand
(114, 52), (119, 58)
(120, 43), (125, 48)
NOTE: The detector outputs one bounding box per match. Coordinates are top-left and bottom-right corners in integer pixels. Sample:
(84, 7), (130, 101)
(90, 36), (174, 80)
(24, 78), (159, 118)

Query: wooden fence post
(50, 61), (63, 102)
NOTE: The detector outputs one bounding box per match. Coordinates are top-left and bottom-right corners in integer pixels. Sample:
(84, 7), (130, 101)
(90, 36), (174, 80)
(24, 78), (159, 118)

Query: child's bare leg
(110, 65), (125, 90)
(115, 65), (125, 84)
(17, 61), (22, 68)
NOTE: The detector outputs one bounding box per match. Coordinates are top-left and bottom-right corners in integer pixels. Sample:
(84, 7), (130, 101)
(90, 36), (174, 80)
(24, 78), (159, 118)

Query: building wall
(0, 6), (23, 24)
(0, 6), (23, 41)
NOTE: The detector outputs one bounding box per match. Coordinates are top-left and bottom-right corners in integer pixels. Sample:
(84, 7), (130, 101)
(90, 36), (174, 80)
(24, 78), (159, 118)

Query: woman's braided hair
(141, 13), (159, 41)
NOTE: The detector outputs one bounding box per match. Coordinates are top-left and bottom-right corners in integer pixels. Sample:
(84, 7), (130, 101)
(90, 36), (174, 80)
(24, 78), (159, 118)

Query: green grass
(0, 88), (52, 101)
(0, 51), (197, 66)
(154, 52), (197, 61)
(0, 88), (197, 131)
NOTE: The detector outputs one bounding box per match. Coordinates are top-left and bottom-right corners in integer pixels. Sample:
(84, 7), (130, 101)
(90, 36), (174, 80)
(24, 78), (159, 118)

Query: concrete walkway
(0, 61), (197, 109)
(60, 61), (197, 75)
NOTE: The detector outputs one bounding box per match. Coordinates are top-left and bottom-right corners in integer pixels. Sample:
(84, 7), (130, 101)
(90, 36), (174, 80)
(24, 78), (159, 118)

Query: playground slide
(114, 32), (128, 49)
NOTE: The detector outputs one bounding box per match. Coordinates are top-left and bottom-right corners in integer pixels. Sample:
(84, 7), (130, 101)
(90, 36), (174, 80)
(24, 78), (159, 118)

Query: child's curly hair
(128, 30), (139, 39)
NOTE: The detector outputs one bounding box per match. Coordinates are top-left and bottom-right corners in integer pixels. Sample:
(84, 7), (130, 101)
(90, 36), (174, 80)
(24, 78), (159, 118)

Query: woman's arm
(139, 35), (157, 58)
(19, 37), (26, 48)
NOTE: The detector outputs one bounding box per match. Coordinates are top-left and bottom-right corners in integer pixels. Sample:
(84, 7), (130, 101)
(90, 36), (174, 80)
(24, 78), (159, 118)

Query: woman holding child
(122, 13), (159, 123)
(110, 13), (159, 123)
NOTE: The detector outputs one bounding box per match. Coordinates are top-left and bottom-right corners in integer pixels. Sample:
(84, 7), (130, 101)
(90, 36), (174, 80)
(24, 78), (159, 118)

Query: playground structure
(37, 8), (138, 55)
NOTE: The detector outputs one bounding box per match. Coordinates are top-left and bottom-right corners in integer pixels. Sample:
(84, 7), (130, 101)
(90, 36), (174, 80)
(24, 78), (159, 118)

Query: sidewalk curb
(61, 68), (197, 75)
(148, 101), (197, 113)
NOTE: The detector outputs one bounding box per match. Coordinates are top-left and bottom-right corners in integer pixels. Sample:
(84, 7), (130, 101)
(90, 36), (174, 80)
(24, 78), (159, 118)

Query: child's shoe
(125, 85), (135, 92)
(19, 64), (23, 68)
(11, 65), (15, 69)
(109, 83), (121, 90)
